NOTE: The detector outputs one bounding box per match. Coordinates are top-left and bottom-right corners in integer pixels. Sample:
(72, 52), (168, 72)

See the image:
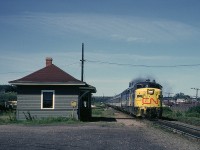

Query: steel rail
(107, 105), (200, 140)
(159, 120), (200, 132)
(153, 120), (200, 140)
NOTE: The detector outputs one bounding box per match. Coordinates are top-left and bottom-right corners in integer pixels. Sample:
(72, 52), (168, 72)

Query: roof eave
(79, 86), (97, 93)
(9, 82), (86, 86)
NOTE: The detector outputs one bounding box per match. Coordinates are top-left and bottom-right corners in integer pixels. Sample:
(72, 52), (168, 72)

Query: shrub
(186, 106), (200, 118)
(162, 107), (173, 118)
(187, 106), (200, 113)
(186, 112), (200, 118)
(163, 107), (173, 113)
(0, 111), (17, 124)
(175, 111), (183, 117)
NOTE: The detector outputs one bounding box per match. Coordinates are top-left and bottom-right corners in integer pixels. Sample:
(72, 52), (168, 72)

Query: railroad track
(107, 105), (200, 140)
(152, 119), (200, 140)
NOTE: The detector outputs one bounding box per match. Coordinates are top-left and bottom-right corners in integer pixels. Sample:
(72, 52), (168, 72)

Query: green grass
(21, 117), (81, 125)
(0, 111), (17, 124)
(0, 111), (81, 125)
(162, 106), (200, 126)
(0, 101), (115, 125)
(92, 105), (115, 118)
(4, 104), (199, 126)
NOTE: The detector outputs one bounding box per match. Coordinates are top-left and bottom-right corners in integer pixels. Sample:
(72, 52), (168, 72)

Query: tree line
(0, 85), (17, 111)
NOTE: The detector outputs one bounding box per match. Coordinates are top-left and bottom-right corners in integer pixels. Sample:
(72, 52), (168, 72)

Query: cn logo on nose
(142, 98), (158, 104)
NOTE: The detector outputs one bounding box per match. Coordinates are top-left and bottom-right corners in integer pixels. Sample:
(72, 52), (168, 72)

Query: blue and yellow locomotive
(108, 79), (163, 118)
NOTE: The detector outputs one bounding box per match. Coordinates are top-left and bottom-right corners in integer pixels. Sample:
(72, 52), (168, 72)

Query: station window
(41, 90), (55, 109)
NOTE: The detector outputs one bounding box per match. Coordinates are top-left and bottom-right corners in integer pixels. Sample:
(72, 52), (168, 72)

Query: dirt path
(114, 111), (146, 127)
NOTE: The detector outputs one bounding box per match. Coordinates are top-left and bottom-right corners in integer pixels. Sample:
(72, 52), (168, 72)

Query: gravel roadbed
(0, 111), (199, 150)
(113, 110), (200, 150)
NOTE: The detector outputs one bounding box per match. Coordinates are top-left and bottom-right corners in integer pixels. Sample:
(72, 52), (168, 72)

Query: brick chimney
(46, 57), (53, 67)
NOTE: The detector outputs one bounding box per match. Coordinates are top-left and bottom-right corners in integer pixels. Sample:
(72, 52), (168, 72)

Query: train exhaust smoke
(129, 76), (156, 87)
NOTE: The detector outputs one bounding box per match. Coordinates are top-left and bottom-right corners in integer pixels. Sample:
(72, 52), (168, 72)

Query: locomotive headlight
(147, 89), (154, 95)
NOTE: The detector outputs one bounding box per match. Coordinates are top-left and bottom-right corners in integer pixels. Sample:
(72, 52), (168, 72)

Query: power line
(0, 71), (32, 75)
(86, 59), (200, 68)
(1, 59), (200, 75)
(0, 62), (81, 75)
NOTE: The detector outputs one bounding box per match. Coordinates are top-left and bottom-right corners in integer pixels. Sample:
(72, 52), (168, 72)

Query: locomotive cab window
(136, 84), (143, 89)
(148, 83), (161, 89)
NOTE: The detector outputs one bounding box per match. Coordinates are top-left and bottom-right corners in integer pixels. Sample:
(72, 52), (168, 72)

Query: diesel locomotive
(108, 79), (163, 118)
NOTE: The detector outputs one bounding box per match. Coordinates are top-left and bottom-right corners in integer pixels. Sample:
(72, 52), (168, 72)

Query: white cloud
(1, 13), (199, 43)
(85, 52), (198, 63)
(110, 34), (146, 42)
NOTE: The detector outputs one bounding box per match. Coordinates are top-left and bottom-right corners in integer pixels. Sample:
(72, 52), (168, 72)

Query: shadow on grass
(90, 117), (136, 122)
(90, 117), (117, 122)
(161, 116), (177, 121)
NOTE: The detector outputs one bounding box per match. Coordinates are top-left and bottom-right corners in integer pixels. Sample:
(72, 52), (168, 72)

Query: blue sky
(0, 0), (200, 97)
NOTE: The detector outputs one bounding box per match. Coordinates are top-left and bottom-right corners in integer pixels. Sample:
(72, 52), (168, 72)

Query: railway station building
(9, 57), (96, 121)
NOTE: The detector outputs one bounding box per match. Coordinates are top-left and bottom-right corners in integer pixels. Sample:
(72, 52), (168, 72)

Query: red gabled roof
(9, 64), (84, 85)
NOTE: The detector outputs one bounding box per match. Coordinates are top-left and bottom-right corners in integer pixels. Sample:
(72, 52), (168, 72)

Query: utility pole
(165, 92), (173, 98)
(191, 88), (200, 101)
(80, 43), (85, 82)
(165, 92), (174, 105)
